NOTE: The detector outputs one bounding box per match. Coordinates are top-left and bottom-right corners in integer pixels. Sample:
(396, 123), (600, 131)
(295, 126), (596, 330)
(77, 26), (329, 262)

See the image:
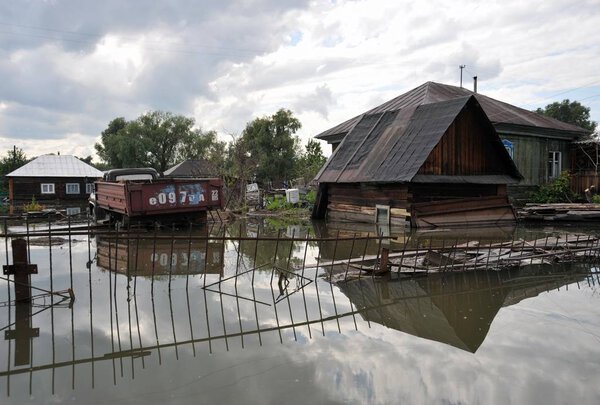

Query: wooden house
(6, 154), (103, 203)
(316, 82), (589, 200)
(312, 95), (523, 227)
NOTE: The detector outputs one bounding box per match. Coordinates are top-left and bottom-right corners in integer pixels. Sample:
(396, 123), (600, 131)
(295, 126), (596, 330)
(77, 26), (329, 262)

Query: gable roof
(315, 95), (522, 184)
(316, 81), (589, 142)
(6, 155), (104, 178)
(163, 159), (218, 178)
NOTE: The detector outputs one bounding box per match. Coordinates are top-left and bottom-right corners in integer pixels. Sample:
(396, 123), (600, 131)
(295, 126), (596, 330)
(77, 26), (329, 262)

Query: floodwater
(0, 217), (599, 404)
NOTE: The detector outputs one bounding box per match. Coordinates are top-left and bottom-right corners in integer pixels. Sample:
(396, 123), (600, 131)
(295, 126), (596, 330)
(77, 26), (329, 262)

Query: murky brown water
(1, 217), (599, 404)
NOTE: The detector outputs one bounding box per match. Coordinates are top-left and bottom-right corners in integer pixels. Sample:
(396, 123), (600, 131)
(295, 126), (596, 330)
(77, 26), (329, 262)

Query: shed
(6, 155), (103, 202)
(316, 82), (589, 199)
(313, 95), (523, 227)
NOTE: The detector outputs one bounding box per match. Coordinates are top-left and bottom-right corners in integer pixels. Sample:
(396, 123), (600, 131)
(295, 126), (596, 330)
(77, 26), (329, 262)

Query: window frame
(548, 151), (562, 179)
(85, 183), (95, 194)
(65, 183), (80, 195)
(41, 183), (55, 194)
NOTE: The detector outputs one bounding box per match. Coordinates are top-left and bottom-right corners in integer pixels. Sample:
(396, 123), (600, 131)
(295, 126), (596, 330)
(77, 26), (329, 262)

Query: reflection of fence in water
(0, 216), (599, 396)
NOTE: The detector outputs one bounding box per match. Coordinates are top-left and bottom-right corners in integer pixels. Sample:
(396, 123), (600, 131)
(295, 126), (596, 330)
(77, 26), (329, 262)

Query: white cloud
(0, 0), (599, 160)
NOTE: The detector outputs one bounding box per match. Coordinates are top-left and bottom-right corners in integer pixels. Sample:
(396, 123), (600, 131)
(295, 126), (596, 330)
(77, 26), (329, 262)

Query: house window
(66, 183), (80, 194)
(86, 183), (95, 194)
(502, 139), (514, 159)
(41, 183), (55, 194)
(375, 205), (390, 225)
(548, 151), (562, 179)
(66, 207), (81, 216)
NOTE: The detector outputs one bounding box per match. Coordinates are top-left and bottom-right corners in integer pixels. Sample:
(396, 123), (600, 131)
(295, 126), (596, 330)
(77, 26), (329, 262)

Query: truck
(89, 168), (224, 227)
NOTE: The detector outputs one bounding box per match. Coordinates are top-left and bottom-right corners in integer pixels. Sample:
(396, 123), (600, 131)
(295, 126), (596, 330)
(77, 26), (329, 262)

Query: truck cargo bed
(94, 178), (223, 218)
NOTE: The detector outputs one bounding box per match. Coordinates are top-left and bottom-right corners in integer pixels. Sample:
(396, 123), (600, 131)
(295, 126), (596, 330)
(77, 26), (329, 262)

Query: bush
(23, 196), (44, 212)
(531, 171), (577, 203)
(266, 195), (293, 210)
(305, 190), (317, 204)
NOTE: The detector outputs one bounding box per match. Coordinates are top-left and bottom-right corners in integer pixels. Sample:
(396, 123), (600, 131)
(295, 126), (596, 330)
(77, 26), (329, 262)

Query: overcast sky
(1, 0), (599, 160)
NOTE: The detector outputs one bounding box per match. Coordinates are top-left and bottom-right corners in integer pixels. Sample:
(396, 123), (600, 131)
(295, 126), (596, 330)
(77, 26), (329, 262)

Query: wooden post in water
(3, 238), (39, 366)
(3, 238), (38, 302)
(379, 247), (390, 274)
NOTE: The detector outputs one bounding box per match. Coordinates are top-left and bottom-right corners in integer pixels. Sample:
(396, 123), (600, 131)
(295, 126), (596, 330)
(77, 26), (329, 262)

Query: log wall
(325, 182), (509, 227)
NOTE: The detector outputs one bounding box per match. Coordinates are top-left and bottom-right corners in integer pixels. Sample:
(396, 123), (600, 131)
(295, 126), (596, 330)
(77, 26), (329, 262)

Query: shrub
(266, 195), (293, 210)
(23, 196), (44, 212)
(531, 171), (577, 203)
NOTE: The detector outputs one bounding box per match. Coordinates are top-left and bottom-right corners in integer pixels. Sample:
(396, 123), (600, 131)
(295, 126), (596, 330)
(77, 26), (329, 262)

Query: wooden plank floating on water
(519, 203), (600, 221)
(324, 233), (600, 281)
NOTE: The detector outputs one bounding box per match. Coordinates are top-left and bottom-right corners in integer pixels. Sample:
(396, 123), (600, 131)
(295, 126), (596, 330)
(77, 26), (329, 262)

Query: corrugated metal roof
(6, 155), (104, 178)
(316, 81), (589, 141)
(316, 96), (522, 184)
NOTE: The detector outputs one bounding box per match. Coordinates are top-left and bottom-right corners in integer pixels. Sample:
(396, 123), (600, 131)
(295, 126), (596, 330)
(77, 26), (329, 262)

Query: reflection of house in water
(314, 220), (517, 264)
(96, 235), (225, 276)
(338, 266), (586, 352)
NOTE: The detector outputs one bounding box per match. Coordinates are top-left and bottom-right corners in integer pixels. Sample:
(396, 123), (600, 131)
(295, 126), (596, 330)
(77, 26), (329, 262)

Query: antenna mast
(459, 65), (466, 88)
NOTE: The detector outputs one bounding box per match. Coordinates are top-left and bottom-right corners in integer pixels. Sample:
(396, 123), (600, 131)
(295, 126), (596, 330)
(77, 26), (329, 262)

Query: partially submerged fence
(0, 214), (599, 396)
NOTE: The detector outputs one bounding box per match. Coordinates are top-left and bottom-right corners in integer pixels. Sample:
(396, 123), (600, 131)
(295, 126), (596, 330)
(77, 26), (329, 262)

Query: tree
(0, 147), (29, 174)
(296, 139), (327, 184)
(95, 117), (128, 168)
(0, 147), (30, 192)
(536, 99), (597, 135)
(95, 111), (206, 173)
(240, 109), (301, 185)
(177, 129), (227, 173)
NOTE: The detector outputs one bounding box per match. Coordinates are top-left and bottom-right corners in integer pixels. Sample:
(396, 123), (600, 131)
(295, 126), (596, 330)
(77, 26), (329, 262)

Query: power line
(0, 21), (268, 56)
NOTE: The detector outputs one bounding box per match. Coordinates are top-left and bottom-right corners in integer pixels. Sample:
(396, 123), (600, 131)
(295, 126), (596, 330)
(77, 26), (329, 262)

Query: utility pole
(459, 65), (466, 88)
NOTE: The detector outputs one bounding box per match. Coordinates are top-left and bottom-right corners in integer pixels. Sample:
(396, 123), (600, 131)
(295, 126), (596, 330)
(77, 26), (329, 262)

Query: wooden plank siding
(10, 177), (95, 202)
(410, 195), (515, 228)
(326, 183), (410, 225)
(500, 134), (571, 186)
(418, 107), (507, 176)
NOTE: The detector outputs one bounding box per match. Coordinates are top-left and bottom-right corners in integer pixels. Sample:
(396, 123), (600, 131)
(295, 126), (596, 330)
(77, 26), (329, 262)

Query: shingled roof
(315, 95), (522, 184)
(316, 82), (589, 142)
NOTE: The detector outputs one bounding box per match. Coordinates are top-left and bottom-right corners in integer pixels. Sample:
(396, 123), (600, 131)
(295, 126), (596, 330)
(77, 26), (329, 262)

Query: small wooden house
(316, 82), (589, 200)
(6, 154), (103, 203)
(312, 95), (523, 227)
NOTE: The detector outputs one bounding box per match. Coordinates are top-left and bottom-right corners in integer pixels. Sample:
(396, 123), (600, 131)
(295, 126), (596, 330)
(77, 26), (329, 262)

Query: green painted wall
(500, 134), (571, 186)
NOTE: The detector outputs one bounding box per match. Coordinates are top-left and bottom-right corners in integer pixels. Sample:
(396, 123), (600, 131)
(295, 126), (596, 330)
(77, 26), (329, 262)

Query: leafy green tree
(95, 111), (209, 173)
(296, 139), (327, 184)
(0, 147), (29, 174)
(0, 147), (30, 192)
(95, 117), (128, 168)
(241, 109), (301, 185)
(177, 129), (227, 172)
(536, 99), (597, 134)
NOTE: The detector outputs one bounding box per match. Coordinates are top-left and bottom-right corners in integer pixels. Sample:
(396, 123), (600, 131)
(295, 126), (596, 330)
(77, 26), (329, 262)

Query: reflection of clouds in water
(2, 230), (600, 404)
(282, 287), (600, 405)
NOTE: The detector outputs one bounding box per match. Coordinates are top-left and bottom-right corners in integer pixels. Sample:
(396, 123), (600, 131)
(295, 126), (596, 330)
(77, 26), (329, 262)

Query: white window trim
(548, 151), (562, 179)
(41, 183), (55, 194)
(85, 183), (95, 194)
(375, 204), (390, 225)
(66, 183), (80, 195)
